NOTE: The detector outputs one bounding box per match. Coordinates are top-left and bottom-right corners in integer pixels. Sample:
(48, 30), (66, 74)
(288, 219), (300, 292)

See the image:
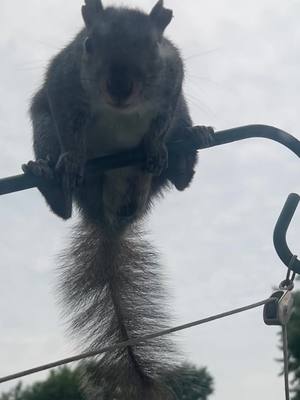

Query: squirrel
(23, 0), (212, 398)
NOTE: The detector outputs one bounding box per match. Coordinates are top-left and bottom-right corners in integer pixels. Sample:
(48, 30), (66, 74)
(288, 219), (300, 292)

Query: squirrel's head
(80, 0), (174, 112)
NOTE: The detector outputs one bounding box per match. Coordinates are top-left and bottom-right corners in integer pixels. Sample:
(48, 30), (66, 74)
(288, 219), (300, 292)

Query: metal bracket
(273, 193), (300, 274)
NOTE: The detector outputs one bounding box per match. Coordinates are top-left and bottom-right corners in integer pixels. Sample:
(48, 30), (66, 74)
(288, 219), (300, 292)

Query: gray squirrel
(23, 0), (212, 398)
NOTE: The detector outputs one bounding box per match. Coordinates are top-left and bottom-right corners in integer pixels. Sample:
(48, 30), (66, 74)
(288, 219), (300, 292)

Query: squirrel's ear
(150, 0), (173, 35)
(82, 0), (104, 28)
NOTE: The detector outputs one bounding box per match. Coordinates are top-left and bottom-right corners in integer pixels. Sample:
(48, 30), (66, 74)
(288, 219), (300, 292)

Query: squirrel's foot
(168, 153), (196, 191)
(22, 156), (55, 180)
(166, 126), (205, 191)
(144, 143), (168, 176)
(22, 156), (72, 220)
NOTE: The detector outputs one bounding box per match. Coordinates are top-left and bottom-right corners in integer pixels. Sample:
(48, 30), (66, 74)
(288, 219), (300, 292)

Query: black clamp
(264, 193), (299, 326)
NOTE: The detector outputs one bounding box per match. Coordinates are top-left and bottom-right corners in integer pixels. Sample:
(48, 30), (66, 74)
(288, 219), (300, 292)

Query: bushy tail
(58, 220), (177, 399)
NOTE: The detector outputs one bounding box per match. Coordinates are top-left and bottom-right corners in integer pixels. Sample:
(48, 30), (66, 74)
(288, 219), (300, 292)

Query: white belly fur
(86, 105), (154, 159)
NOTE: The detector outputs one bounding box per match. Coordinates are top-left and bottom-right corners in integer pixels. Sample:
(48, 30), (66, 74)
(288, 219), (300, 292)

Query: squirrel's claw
(22, 158), (55, 180)
(190, 125), (215, 149)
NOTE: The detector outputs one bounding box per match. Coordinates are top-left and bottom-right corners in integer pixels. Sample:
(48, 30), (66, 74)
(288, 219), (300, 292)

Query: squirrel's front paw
(190, 125), (215, 148)
(55, 151), (85, 189)
(145, 144), (168, 176)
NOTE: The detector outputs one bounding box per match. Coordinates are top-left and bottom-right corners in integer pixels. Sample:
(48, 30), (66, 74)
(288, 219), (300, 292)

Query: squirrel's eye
(84, 37), (94, 54)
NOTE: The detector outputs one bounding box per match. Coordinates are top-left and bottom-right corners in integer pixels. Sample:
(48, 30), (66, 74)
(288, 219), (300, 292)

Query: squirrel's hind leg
(22, 157), (72, 220)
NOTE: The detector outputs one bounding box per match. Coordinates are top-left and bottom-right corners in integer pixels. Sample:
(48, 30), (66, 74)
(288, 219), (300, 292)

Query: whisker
(184, 47), (221, 62)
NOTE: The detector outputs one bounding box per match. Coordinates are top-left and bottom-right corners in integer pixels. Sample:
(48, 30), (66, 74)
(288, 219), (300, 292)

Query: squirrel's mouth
(103, 98), (142, 115)
(107, 101), (133, 111)
(100, 78), (142, 111)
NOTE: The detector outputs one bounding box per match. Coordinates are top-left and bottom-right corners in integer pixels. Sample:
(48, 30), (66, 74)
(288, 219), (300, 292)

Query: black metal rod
(273, 193), (300, 274)
(1, 124), (299, 196)
(211, 124), (300, 155)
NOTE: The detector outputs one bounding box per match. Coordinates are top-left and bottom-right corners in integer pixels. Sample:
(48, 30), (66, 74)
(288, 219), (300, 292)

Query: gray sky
(0, 0), (300, 399)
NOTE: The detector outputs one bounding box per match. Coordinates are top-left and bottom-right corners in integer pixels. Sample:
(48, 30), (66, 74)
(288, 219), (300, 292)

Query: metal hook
(273, 193), (300, 274)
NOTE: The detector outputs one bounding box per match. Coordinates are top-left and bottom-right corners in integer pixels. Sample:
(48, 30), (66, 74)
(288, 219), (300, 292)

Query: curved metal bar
(0, 124), (300, 196)
(273, 193), (300, 274)
(211, 124), (300, 157)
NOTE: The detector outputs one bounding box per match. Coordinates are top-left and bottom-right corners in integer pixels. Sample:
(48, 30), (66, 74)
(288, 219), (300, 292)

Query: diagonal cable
(0, 298), (273, 384)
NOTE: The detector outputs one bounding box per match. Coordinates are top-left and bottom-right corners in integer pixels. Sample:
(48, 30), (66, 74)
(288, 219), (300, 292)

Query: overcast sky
(0, 0), (300, 399)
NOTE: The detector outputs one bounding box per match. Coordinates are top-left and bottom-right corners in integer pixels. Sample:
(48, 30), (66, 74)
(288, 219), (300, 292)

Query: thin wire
(0, 298), (273, 385)
(282, 324), (290, 400)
